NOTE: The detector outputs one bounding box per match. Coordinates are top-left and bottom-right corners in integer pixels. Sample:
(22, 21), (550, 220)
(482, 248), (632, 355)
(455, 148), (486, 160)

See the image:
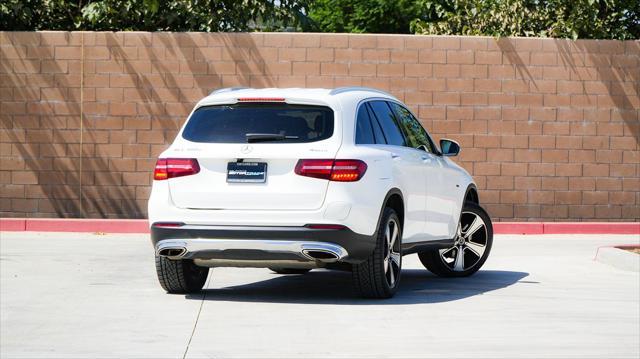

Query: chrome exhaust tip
(157, 247), (187, 259)
(302, 249), (340, 262)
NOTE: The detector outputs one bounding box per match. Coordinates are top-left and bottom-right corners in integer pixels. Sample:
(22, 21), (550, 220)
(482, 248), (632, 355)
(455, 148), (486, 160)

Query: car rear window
(182, 103), (334, 143)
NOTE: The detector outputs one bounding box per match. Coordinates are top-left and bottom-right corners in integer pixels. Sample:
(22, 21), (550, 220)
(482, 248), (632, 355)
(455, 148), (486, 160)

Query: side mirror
(440, 139), (460, 157)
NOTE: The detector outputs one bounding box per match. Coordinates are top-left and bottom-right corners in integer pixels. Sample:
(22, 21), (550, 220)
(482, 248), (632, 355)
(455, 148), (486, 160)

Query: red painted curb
(0, 218), (26, 231)
(543, 222), (640, 235)
(0, 218), (638, 235)
(492, 222), (544, 235)
(1, 218), (149, 234)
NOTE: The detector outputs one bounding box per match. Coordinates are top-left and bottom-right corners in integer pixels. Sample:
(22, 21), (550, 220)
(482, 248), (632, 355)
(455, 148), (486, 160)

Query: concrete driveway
(1, 232), (638, 358)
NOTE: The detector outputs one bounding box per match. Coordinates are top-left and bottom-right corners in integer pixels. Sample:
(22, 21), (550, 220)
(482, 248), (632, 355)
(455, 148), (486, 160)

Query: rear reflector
(154, 158), (200, 180)
(294, 159), (367, 182)
(237, 97), (285, 102)
(153, 222), (185, 228)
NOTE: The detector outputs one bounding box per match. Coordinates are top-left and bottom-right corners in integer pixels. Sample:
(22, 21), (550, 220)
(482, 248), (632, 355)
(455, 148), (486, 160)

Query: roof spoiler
(209, 87), (250, 96)
(329, 86), (396, 98)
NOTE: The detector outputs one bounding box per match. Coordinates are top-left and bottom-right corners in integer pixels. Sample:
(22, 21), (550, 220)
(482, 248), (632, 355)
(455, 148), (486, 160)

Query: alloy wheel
(439, 211), (488, 272)
(383, 218), (401, 287)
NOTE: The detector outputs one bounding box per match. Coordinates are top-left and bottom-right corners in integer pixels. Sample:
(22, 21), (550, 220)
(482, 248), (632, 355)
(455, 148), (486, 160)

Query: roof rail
(209, 87), (250, 95)
(329, 86), (396, 98)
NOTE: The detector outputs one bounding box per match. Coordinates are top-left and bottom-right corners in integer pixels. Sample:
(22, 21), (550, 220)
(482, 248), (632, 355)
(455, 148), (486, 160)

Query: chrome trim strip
(155, 238), (349, 262)
(193, 258), (318, 269)
(160, 225), (316, 232)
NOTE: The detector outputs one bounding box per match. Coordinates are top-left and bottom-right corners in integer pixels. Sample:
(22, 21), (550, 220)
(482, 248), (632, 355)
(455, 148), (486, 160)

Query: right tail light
(294, 159), (367, 182)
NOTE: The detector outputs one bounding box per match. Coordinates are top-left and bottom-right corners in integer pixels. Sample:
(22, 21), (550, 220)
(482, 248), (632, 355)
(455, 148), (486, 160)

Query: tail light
(295, 159), (367, 182)
(153, 158), (200, 180)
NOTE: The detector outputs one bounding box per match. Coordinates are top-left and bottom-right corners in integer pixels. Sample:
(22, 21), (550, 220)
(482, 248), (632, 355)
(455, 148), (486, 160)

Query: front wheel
(419, 202), (493, 277)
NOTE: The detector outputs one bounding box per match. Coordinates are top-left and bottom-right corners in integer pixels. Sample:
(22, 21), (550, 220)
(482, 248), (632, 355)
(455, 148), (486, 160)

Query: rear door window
(182, 104), (334, 143)
(368, 101), (406, 146)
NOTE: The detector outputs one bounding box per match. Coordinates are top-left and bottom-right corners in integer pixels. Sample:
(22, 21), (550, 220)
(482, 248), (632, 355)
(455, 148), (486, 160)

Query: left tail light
(153, 158), (200, 180)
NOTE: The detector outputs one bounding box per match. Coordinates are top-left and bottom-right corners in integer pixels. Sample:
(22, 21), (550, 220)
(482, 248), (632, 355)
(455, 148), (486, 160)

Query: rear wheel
(419, 202), (493, 277)
(352, 207), (402, 299)
(155, 256), (209, 294)
(269, 268), (311, 275)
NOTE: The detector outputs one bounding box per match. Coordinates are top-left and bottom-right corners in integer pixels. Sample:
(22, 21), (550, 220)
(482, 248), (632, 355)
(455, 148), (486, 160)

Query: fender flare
(372, 188), (404, 235)
(464, 183), (479, 204)
(450, 183), (480, 238)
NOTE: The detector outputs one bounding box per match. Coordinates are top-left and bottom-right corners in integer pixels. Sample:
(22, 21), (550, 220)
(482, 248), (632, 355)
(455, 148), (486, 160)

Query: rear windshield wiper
(245, 133), (299, 143)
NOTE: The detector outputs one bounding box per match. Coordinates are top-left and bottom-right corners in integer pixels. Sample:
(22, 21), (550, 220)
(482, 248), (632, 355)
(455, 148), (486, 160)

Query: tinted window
(355, 104), (375, 144)
(182, 104), (334, 143)
(388, 102), (433, 152)
(366, 103), (387, 144)
(368, 101), (405, 146)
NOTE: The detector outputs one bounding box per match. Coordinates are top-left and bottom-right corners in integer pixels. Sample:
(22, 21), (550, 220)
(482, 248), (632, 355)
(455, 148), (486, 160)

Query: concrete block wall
(0, 32), (638, 220)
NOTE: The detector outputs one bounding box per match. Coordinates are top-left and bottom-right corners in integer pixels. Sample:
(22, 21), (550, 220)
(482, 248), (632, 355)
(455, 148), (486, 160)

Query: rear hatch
(168, 101), (340, 210)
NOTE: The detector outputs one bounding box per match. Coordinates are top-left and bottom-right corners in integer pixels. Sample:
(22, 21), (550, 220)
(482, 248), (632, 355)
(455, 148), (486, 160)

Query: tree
(2, 0), (638, 39)
(0, 0), (308, 32)
(410, 0), (640, 40)
(306, 0), (420, 33)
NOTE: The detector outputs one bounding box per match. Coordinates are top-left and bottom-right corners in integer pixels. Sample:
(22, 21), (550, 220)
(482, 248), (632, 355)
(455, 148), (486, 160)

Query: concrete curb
(1, 218), (639, 235)
(595, 245), (640, 272)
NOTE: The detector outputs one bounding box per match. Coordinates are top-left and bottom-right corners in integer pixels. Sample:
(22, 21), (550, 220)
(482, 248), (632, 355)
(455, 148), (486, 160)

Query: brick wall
(1, 31), (638, 221)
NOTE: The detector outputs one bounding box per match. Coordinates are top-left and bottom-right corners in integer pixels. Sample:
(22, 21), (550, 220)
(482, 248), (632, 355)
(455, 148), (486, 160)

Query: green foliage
(410, 0), (640, 40)
(1, 0), (83, 30)
(0, 0), (308, 31)
(305, 0), (638, 39)
(1, 0), (637, 39)
(306, 0), (420, 33)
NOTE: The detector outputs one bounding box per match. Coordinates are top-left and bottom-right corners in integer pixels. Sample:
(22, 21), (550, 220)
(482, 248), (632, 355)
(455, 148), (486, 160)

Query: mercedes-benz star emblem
(240, 145), (253, 154)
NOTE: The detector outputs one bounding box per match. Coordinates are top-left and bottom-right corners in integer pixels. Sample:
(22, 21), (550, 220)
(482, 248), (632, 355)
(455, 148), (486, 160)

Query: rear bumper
(148, 175), (387, 237)
(150, 224), (376, 267)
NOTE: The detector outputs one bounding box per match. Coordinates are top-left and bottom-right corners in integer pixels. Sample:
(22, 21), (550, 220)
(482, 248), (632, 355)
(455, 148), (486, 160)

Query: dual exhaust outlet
(157, 246), (341, 262)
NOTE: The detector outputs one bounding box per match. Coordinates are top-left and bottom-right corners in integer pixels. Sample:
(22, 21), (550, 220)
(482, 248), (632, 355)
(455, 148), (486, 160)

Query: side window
(388, 102), (433, 152)
(355, 104), (375, 144)
(366, 103), (387, 144)
(368, 101), (406, 146)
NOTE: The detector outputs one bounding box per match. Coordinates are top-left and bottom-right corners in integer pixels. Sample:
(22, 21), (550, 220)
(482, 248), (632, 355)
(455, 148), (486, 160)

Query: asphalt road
(1, 232), (638, 358)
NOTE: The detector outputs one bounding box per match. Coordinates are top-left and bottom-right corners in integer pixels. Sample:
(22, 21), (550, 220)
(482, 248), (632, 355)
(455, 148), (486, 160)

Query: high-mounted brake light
(237, 97), (286, 102)
(153, 158), (200, 180)
(294, 159), (367, 182)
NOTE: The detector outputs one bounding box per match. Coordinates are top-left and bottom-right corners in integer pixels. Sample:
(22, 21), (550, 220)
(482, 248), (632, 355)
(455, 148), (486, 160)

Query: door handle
(391, 153), (400, 159)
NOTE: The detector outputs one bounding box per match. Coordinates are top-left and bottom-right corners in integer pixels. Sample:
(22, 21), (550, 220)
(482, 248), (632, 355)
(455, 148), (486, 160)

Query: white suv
(148, 87), (493, 299)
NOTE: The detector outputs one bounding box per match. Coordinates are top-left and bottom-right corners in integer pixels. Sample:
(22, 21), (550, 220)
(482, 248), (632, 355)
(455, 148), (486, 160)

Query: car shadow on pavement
(185, 269), (530, 305)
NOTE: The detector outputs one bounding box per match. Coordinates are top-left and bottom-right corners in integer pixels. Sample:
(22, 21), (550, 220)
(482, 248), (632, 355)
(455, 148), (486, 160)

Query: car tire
(155, 255), (209, 294)
(269, 268), (311, 275)
(419, 202), (493, 277)
(352, 207), (402, 299)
